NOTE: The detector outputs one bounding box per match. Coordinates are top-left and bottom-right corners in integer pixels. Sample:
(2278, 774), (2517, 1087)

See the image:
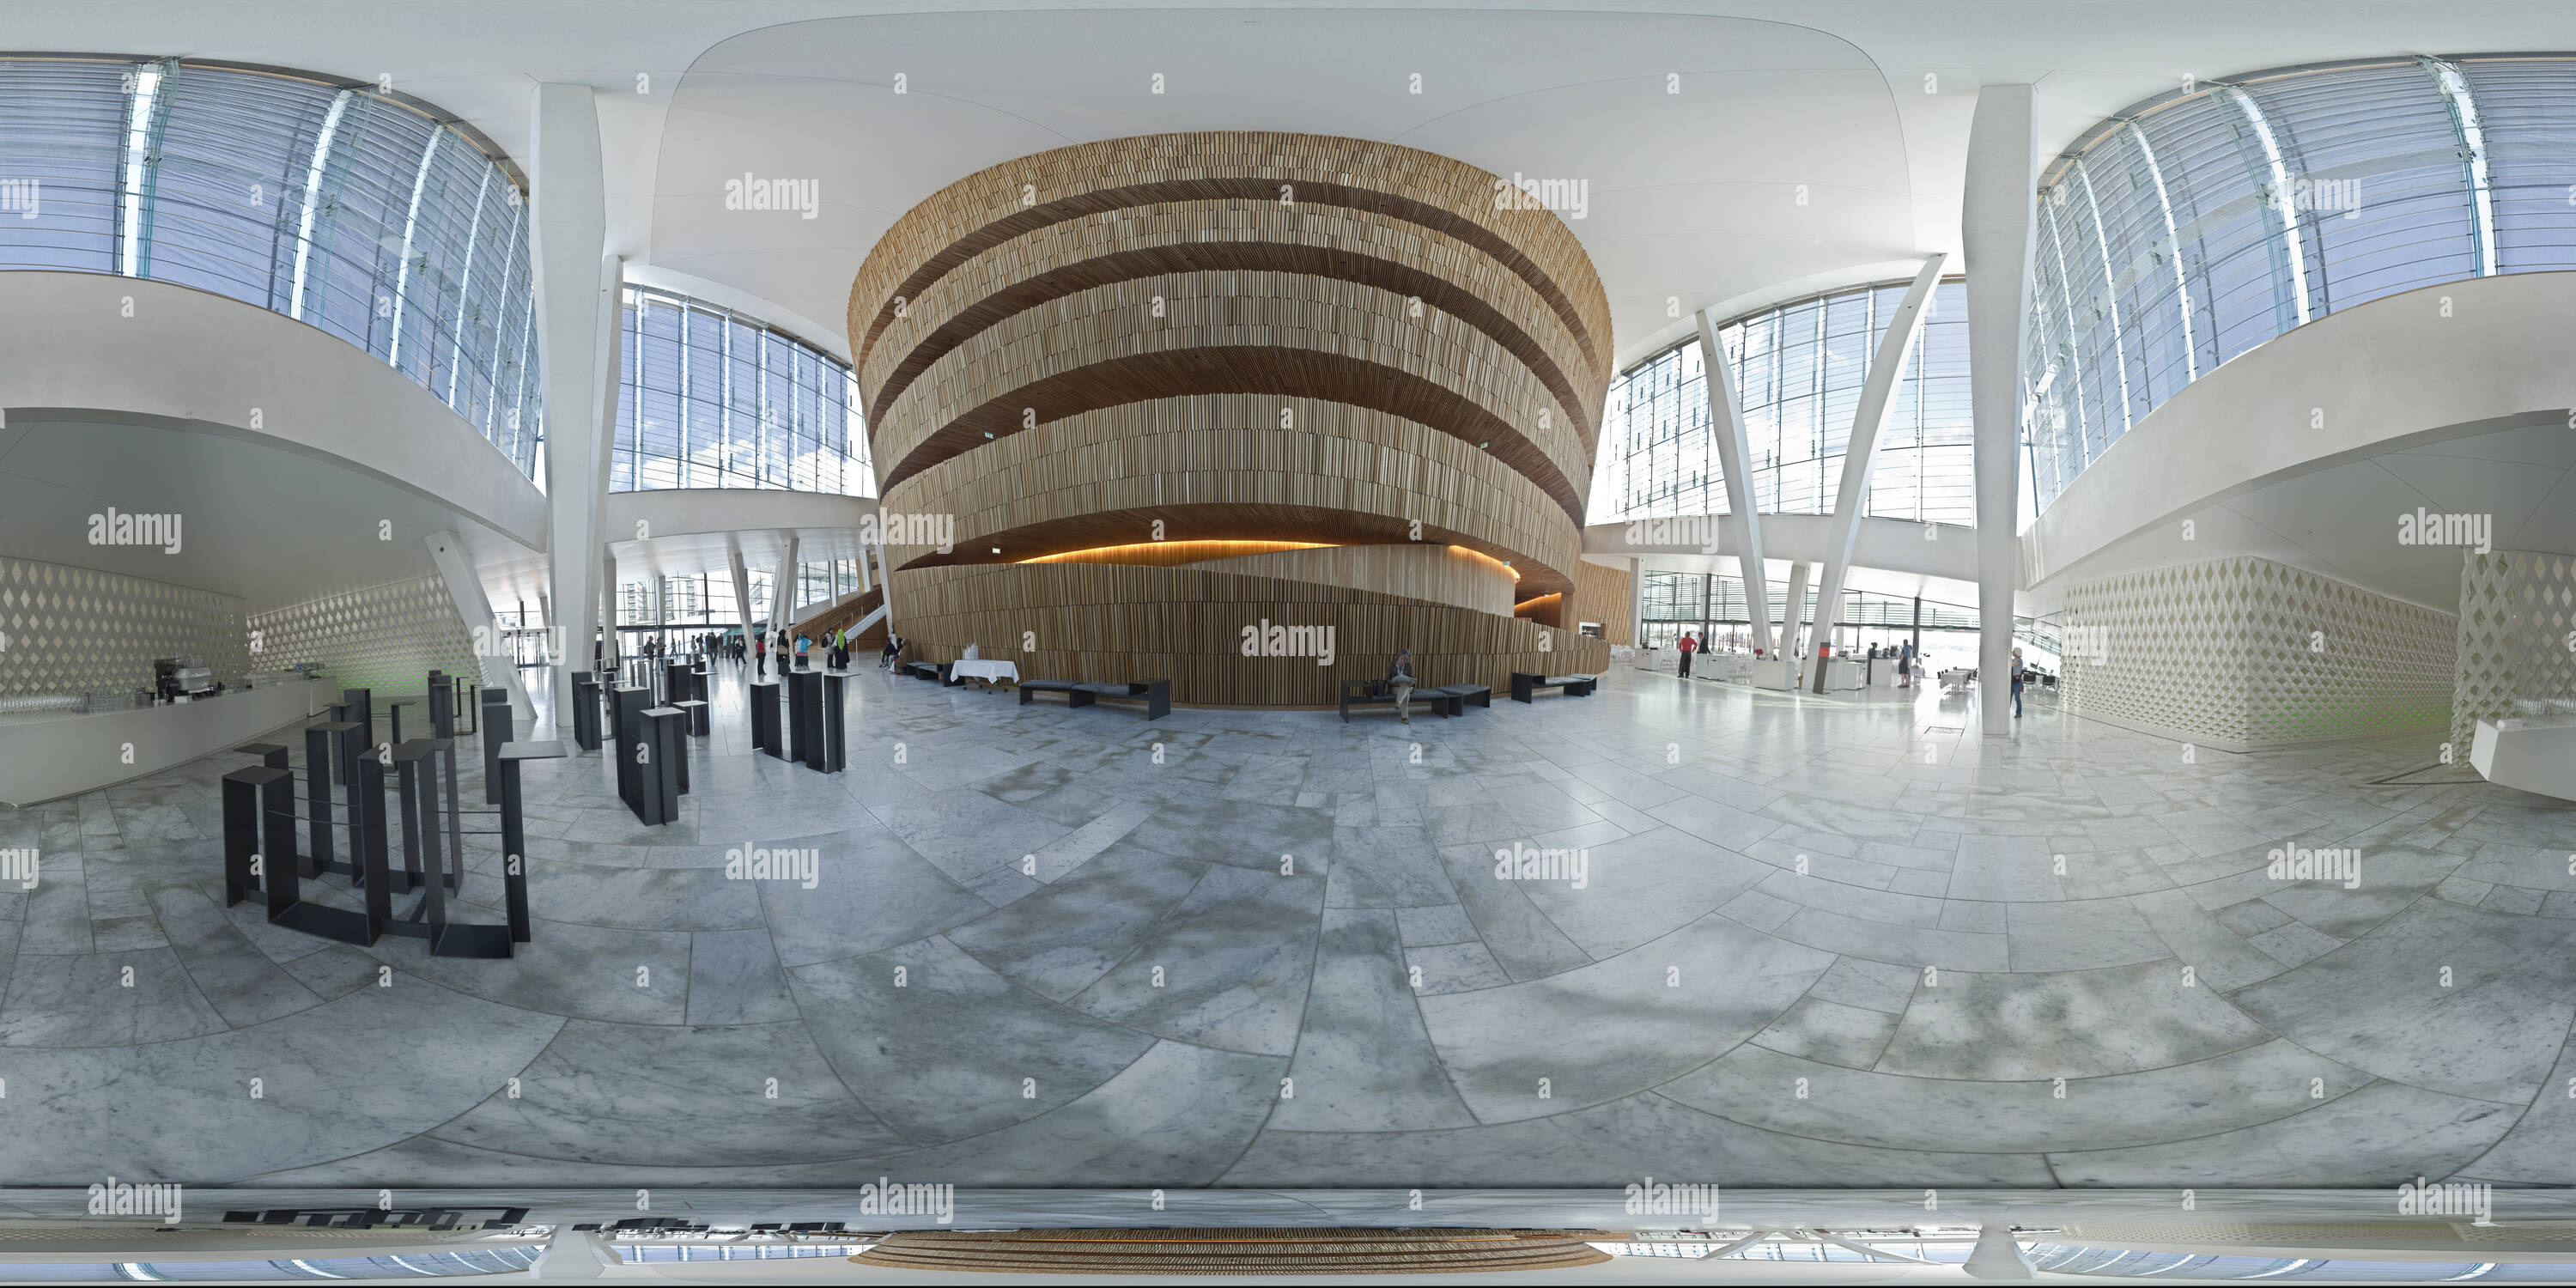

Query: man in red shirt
(1677, 631), (1698, 677)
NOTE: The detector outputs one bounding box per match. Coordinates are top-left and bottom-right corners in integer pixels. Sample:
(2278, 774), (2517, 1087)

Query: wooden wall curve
(852, 133), (1612, 707)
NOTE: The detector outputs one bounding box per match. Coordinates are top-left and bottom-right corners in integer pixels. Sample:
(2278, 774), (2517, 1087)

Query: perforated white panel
(2057, 556), (2456, 750)
(246, 574), (482, 698)
(2451, 549), (2576, 754)
(0, 556), (249, 702)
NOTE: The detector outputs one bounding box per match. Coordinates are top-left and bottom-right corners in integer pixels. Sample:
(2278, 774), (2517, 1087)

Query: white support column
(599, 551), (619, 671)
(424, 530), (535, 726)
(1965, 83), (2038, 735)
(530, 81), (618, 732)
(1698, 308), (1775, 657)
(769, 535), (800, 636)
(1780, 561), (1814, 665)
(727, 549), (754, 645)
(1626, 556), (1643, 648)
(1813, 254), (1947, 692)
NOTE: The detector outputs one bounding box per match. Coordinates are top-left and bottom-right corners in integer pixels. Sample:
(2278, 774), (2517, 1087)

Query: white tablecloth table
(949, 659), (1021, 687)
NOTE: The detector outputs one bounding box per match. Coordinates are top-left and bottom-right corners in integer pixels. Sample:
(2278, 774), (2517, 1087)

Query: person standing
(2009, 647), (2026, 720)
(1897, 639), (1912, 688)
(1676, 630), (1698, 678)
(754, 630), (768, 677)
(1386, 647), (1419, 725)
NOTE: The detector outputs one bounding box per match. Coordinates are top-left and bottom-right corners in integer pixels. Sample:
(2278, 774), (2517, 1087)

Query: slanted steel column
(1813, 256), (1947, 692)
(1697, 308), (1775, 658)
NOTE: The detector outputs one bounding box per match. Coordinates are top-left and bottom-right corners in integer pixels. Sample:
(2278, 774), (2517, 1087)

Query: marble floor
(1, 661), (2572, 1192)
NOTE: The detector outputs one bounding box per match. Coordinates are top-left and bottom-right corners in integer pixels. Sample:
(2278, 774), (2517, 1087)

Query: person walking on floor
(2009, 647), (2026, 720)
(1676, 630), (1698, 678)
(1386, 647), (1419, 724)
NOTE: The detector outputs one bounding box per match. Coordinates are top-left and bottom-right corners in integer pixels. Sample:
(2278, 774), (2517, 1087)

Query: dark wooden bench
(1339, 679), (1397, 721)
(1019, 679), (1088, 708)
(1024, 678), (1169, 720)
(1510, 672), (1598, 702)
(1073, 679), (1170, 720)
(1424, 683), (1492, 716)
(902, 660), (952, 684)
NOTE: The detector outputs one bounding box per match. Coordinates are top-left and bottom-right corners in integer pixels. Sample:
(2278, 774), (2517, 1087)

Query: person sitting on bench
(1388, 647), (1419, 725)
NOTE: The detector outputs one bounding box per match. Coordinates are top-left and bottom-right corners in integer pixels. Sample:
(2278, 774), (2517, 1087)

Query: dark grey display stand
(570, 672), (603, 750)
(632, 706), (685, 826)
(479, 687), (511, 804)
(223, 669), (547, 957)
(750, 680), (783, 759)
(342, 687), (374, 753)
(786, 670), (815, 765)
(611, 684), (651, 816)
(687, 668), (711, 737)
(495, 740), (565, 945)
(810, 671), (848, 773)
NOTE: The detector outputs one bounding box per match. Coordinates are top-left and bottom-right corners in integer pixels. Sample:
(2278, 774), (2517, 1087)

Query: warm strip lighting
(1449, 544), (1522, 580)
(1019, 540), (1333, 564)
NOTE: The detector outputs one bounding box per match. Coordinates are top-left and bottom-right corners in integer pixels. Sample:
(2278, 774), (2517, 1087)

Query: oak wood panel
(890, 561), (1609, 708)
(1182, 543), (1519, 616)
(877, 394), (1582, 594)
(859, 199), (1601, 439)
(871, 271), (1589, 511)
(848, 132), (1610, 374)
(1569, 558), (1635, 644)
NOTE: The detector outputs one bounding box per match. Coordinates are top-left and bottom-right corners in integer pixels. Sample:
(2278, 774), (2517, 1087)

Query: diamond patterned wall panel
(246, 574), (483, 699)
(0, 556), (250, 702)
(2450, 549), (2576, 754)
(2058, 556), (2456, 751)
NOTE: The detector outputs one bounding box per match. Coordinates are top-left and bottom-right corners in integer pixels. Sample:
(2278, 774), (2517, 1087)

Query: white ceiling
(0, 419), (532, 614)
(21, 1), (2576, 371)
(2028, 419), (2576, 617)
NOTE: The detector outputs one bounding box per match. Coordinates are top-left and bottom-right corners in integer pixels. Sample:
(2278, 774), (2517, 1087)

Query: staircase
(794, 586), (886, 653)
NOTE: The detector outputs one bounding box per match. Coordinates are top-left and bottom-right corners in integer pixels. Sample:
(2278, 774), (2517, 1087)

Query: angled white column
(1965, 84), (2038, 735)
(424, 529), (535, 726)
(769, 535), (800, 635)
(1696, 307), (1775, 657)
(1780, 561), (1814, 664)
(530, 81), (618, 731)
(1964, 1223), (2036, 1279)
(598, 550), (619, 670)
(726, 549), (754, 646)
(1813, 255), (1947, 692)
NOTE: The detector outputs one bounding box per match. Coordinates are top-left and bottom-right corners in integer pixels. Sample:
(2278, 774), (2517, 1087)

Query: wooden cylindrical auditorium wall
(851, 131), (1613, 707)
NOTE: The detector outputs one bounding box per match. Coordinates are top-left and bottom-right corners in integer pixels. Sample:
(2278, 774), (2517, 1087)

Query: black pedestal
(633, 706), (684, 826)
(786, 670), (815, 766)
(495, 739), (567, 945)
(750, 680), (783, 759)
(570, 672), (603, 751)
(342, 688), (374, 755)
(428, 671), (455, 738)
(688, 668), (711, 736)
(479, 687), (511, 804)
(611, 684), (650, 813)
(812, 671), (847, 773)
(227, 764), (377, 947)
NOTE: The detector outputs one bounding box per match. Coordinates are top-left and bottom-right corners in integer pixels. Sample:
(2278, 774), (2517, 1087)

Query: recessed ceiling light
(990, 547), (1001, 555)
(982, 431), (994, 439)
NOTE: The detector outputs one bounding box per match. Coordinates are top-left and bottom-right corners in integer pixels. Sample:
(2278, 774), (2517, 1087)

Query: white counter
(2470, 716), (2576, 803)
(0, 678), (330, 806)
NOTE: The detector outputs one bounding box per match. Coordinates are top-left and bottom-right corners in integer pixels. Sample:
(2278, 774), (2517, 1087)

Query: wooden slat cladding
(1570, 558), (1636, 644)
(850, 133), (1613, 708)
(892, 562), (1609, 708)
(847, 132), (1611, 374)
(870, 270), (1591, 513)
(1181, 544), (1520, 616)
(879, 394), (1582, 595)
(859, 198), (1601, 438)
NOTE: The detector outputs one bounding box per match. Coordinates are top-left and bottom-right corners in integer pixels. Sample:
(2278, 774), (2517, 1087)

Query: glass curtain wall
(1637, 570), (1980, 656)
(0, 55), (544, 475)
(2027, 54), (2576, 509)
(616, 284), (871, 495)
(1589, 279), (1972, 526)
